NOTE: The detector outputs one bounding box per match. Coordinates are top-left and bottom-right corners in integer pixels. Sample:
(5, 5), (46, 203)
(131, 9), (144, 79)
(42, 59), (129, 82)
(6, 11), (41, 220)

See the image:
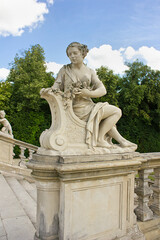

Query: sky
(0, 0), (160, 80)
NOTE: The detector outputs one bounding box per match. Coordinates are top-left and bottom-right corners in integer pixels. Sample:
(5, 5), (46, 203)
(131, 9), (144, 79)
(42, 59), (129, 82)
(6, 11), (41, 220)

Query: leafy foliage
(2, 44), (54, 145)
(118, 61), (160, 152)
(7, 44), (54, 112)
(0, 81), (12, 112)
(96, 66), (120, 106)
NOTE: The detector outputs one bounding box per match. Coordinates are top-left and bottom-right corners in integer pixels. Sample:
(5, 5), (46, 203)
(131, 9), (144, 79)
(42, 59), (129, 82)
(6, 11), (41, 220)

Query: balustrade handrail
(138, 152), (160, 169)
(0, 132), (38, 165)
(0, 133), (38, 151)
(14, 138), (38, 151)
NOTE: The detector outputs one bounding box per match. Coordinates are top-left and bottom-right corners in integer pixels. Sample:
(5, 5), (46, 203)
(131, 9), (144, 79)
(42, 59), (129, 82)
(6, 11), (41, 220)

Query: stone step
(30, 182), (36, 189)
(0, 174), (26, 219)
(0, 174), (35, 240)
(19, 179), (37, 202)
(145, 229), (160, 240)
(138, 218), (160, 240)
(5, 176), (37, 227)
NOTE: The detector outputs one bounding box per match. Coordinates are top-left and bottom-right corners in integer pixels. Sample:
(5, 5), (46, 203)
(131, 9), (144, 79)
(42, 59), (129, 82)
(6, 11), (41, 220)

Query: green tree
(0, 80), (12, 112)
(96, 66), (120, 106)
(118, 61), (160, 152)
(6, 44), (55, 145)
(7, 44), (54, 112)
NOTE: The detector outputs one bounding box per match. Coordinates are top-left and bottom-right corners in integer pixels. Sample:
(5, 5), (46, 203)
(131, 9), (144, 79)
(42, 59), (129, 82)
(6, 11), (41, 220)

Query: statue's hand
(73, 88), (81, 95)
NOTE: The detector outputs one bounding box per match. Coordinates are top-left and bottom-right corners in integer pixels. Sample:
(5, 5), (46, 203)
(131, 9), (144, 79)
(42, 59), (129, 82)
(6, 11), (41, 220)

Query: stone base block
(60, 176), (130, 239)
(27, 153), (145, 240)
(0, 138), (14, 165)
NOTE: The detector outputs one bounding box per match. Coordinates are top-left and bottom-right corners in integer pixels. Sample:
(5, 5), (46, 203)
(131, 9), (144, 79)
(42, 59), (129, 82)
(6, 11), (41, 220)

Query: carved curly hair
(66, 42), (89, 58)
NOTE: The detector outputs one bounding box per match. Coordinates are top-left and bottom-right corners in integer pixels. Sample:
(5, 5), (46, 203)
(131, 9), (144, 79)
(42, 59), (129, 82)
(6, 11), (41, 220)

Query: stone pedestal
(27, 153), (145, 240)
(0, 132), (14, 165)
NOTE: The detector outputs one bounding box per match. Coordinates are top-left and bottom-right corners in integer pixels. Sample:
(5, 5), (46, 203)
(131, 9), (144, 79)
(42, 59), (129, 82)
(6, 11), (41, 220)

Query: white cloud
(86, 45), (129, 74)
(0, 0), (53, 37)
(84, 44), (160, 74)
(47, 0), (54, 4)
(124, 47), (136, 60)
(0, 68), (10, 80)
(124, 46), (160, 70)
(45, 62), (63, 75)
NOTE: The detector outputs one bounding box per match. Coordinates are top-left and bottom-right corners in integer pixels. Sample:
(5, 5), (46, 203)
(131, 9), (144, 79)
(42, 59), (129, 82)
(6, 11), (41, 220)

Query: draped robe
(53, 64), (109, 148)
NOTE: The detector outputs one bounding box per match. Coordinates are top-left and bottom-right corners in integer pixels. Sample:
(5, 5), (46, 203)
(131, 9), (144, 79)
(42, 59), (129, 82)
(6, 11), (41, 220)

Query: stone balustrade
(13, 138), (38, 164)
(0, 132), (38, 166)
(134, 152), (160, 222)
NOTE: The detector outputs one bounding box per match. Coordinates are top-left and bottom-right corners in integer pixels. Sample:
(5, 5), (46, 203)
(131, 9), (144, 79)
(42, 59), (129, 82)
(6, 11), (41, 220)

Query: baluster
(150, 167), (160, 215)
(19, 146), (26, 160)
(134, 169), (153, 221)
(28, 149), (35, 160)
(134, 174), (139, 222)
(12, 144), (15, 158)
(18, 146), (26, 166)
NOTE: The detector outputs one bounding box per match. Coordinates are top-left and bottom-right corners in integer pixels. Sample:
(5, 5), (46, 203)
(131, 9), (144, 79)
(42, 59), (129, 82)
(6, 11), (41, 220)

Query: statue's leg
(1, 127), (6, 133)
(108, 126), (137, 147)
(97, 105), (122, 147)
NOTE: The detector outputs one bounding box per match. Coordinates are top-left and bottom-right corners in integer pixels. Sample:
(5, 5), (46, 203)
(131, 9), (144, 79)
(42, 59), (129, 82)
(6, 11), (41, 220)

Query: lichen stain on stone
(39, 212), (59, 237)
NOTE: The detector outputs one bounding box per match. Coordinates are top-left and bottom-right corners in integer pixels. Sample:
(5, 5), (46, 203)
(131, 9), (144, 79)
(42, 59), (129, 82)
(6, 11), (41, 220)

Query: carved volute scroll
(39, 88), (87, 153)
(40, 88), (67, 151)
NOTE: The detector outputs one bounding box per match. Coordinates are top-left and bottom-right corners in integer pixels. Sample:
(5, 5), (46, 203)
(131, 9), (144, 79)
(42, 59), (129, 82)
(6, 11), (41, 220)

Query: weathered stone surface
(0, 134), (14, 165)
(0, 236), (7, 240)
(0, 219), (6, 237)
(135, 169), (153, 221)
(27, 153), (145, 240)
(150, 167), (160, 215)
(3, 216), (35, 240)
(0, 174), (25, 219)
(0, 174), (36, 240)
(5, 176), (36, 226)
(19, 178), (37, 202)
(138, 217), (160, 240)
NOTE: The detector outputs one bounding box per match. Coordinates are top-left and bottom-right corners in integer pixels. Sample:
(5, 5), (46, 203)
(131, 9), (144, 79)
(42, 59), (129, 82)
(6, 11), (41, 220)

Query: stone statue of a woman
(52, 42), (136, 150)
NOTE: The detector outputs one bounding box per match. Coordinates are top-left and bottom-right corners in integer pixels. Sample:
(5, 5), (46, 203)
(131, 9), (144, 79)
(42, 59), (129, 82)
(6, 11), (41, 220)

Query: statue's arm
(80, 69), (106, 98)
(52, 67), (65, 91)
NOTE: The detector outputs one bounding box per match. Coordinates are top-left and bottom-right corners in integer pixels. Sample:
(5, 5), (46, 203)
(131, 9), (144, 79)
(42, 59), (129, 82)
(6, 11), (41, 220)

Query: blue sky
(0, 0), (160, 79)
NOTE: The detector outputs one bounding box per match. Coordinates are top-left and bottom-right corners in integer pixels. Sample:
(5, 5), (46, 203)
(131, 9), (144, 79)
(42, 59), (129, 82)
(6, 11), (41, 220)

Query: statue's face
(67, 47), (83, 65)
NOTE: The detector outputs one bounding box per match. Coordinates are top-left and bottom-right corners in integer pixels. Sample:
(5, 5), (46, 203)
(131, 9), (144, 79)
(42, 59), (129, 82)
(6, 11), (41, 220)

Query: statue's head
(0, 110), (5, 118)
(66, 42), (89, 59)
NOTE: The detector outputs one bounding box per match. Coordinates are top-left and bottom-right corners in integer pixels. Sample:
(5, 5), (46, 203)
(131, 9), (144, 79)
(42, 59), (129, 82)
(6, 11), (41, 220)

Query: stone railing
(134, 152), (160, 222)
(13, 139), (38, 166)
(0, 132), (38, 167)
